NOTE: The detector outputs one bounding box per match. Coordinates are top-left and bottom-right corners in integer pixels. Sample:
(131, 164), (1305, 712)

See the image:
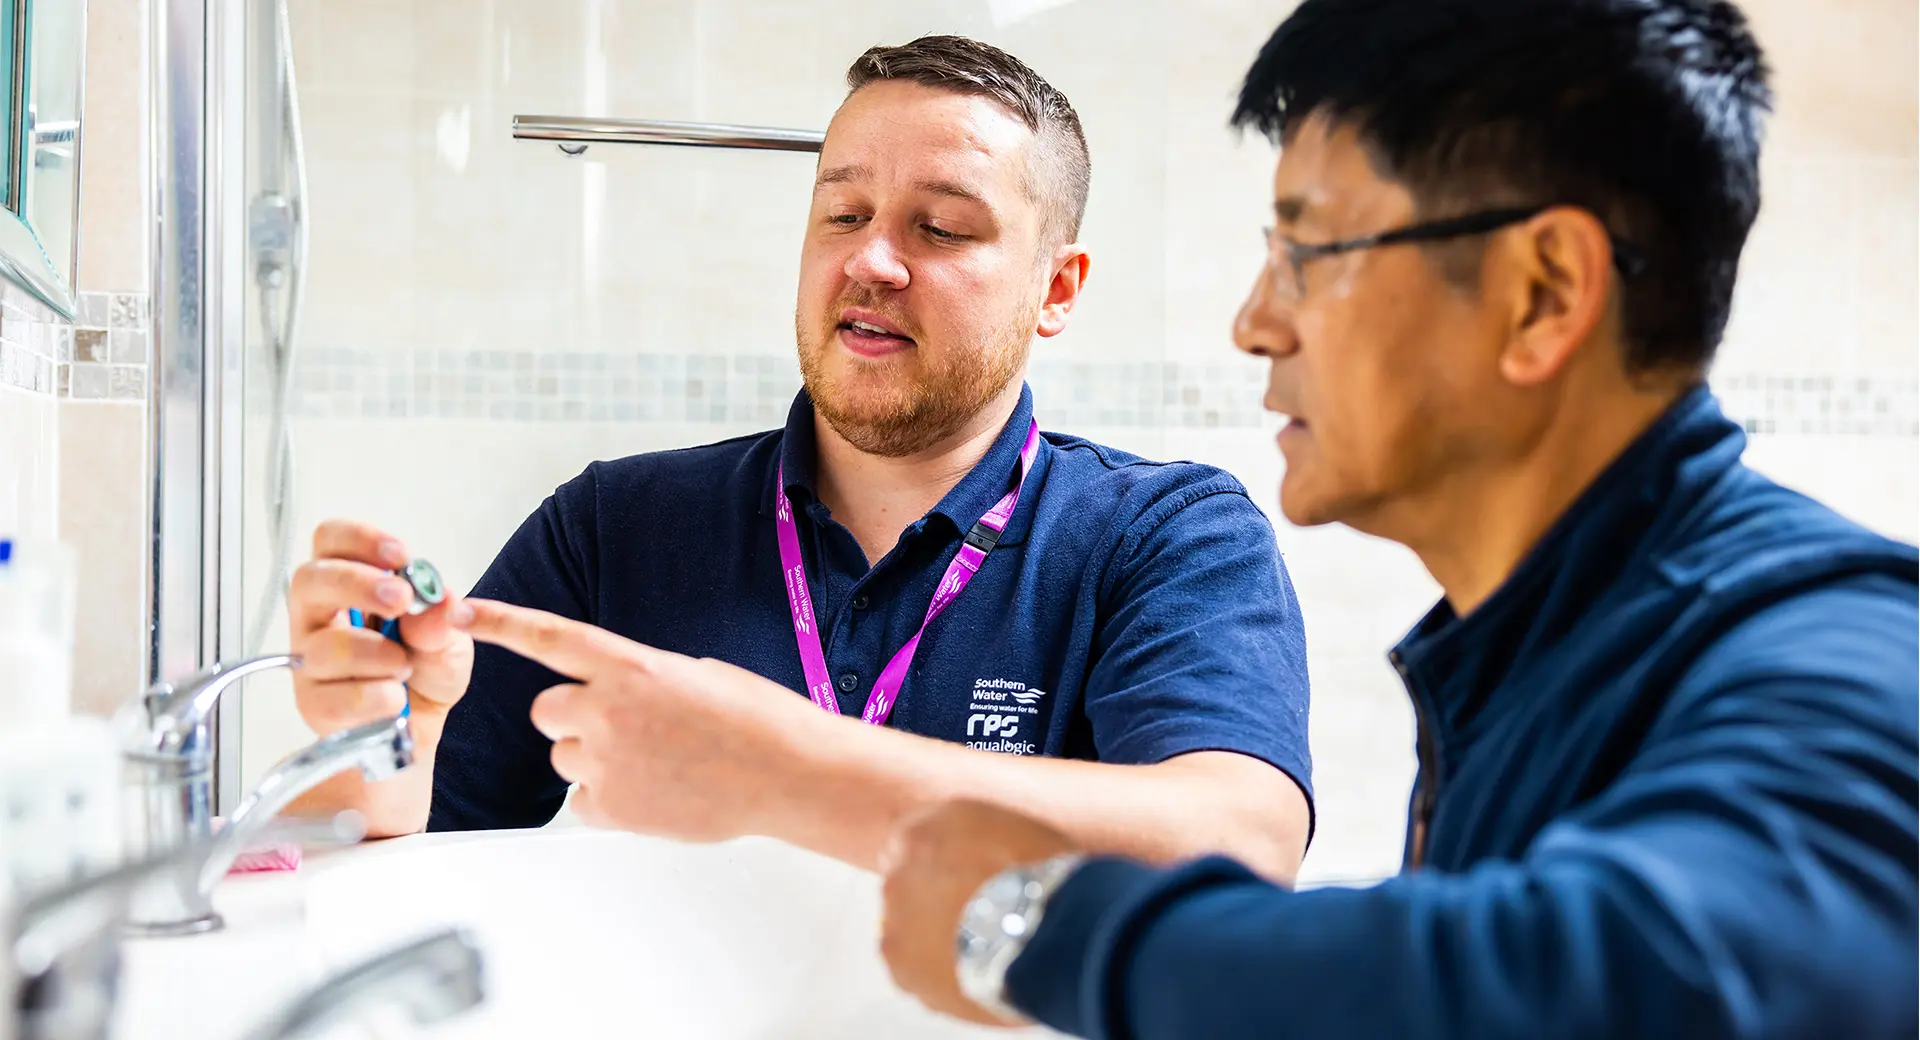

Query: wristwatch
(955, 853), (1087, 1023)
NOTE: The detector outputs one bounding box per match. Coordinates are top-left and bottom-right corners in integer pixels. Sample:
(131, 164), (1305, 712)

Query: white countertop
(113, 826), (1055, 1039)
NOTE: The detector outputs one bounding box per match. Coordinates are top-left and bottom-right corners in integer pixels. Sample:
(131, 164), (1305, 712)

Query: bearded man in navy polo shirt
(282, 35), (1314, 879)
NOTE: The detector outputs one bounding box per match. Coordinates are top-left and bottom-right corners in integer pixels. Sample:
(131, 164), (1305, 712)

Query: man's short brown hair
(846, 35), (1091, 248)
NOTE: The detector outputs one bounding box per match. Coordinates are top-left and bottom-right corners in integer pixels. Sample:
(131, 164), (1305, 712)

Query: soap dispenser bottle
(0, 539), (120, 903)
(0, 539), (76, 730)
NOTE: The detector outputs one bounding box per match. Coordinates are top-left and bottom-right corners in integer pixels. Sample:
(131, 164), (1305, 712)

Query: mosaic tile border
(61, 292), (149, 402)
(0, 279), (66, 396)
(290, 348), (1276, 429)
(1713, 373), (1919, 438)
(287, 347), (1918, 437)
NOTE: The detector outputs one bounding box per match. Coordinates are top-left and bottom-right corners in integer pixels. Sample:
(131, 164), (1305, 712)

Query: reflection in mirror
(0, 0), (14, 209)
(0, 0), (82, 316)
(22, 0), (84, 286)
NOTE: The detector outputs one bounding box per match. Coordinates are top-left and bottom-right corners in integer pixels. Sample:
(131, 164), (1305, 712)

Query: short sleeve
(1082, 484), (1313, 807)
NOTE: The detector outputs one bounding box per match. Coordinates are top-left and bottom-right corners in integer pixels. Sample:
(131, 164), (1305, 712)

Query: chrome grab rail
(511, 114), (823, 153)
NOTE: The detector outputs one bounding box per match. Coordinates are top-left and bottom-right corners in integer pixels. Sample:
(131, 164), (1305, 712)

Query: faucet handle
(125, 654), (302, 757)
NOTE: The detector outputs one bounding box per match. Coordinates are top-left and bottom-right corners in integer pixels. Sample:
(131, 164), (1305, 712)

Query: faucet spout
(196, 715), (414, 895)
(243, 929), (485, 1040)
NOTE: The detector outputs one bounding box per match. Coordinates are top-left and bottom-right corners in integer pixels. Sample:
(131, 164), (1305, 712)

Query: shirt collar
(760, 384), (1041, 544)
(1391, 384), (1739, 728)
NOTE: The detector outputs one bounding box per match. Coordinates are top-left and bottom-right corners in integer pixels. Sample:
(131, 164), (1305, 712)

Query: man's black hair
(1235, 0), (1773, 372)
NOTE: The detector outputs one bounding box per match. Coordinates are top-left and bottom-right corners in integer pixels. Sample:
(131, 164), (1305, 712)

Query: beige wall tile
(691, 0), (828, 127)
(297, 88), (420, 347)
(65, 0), (157, 713)
(1720, 155), (1862, 374)
(77, 0), (146, 293)
(1745, 0), (1918, 159)
(1163, 134), (1274, 358)
(600, 0), (702, 115)
(57, 401), (146, 716)
(292, 0), (416, 99)
(474, 0), (593, 112)
(0, 387), (59, 542)
(1853, 157), (1919, 375)
(1723, 148), (1917, 379)
(813, 0), (989, 56)
(404, 0), (509, 106)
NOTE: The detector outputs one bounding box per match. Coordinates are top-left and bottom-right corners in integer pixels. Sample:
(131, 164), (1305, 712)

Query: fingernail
(376, 580), (410, 607)
(450, 601), (475, 628)
(378, 540), (407, 566)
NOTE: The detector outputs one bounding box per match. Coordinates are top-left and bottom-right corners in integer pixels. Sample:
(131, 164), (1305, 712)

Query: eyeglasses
(1261, 205), (1647, 302)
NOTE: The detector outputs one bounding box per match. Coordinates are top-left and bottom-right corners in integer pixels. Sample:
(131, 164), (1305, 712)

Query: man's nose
(1232, 264), (1300, 361)
(845, 230), (910, 290)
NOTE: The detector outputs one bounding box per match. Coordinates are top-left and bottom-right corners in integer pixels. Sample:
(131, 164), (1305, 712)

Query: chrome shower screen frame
(150, 0), (249, 812)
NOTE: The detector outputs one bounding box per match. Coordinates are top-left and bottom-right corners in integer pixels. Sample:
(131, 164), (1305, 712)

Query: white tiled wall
(0, 277), (70, 557)
(0, 386), (59, 543)
(240, 0), (1916, 885)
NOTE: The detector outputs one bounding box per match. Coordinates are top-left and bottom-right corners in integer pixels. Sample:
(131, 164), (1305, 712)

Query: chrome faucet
(5, 838), (215, 1040)
(118, 654), (415, 935)
(5, 817), (367, 1040)
(243, 928), (485, 1040)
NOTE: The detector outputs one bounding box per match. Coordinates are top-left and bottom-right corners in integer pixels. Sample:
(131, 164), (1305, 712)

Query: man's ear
(1036, 245), (1091, 338)
(1494, 206), (1615, 386)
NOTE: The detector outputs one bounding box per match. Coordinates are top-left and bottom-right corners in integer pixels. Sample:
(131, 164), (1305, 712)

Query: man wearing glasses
(876, 0), (1919, 1037)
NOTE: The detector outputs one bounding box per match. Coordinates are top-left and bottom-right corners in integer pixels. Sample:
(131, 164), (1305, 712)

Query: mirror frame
(0, 0), (85, 319)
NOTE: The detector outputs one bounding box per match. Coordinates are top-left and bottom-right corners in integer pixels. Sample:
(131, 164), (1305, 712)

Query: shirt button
(837, 672), (859, 693)
(852, 593), (871, 610)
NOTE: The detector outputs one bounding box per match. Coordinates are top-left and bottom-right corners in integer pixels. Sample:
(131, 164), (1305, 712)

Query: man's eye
(923, 224), (965, 241)
(828, 214), (865, 226)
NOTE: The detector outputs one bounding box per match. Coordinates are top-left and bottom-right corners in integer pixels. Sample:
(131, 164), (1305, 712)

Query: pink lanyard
(775, 421), (1042, 725)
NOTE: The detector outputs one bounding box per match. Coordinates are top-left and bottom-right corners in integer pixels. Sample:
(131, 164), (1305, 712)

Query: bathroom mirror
(0, 0), (85, 317)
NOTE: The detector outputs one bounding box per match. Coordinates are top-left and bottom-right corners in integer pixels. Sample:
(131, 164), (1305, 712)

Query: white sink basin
(116, 828), (1054, 1039)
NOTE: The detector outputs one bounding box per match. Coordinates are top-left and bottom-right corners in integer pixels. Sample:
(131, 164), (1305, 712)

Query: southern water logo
(965, 678), (1049, 756)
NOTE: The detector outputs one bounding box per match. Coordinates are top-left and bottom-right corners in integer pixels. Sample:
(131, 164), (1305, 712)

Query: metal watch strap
(956, 852), (1088, 1023)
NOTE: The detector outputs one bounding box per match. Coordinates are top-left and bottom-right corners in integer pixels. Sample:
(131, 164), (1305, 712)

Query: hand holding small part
(287, 519), (474, 737)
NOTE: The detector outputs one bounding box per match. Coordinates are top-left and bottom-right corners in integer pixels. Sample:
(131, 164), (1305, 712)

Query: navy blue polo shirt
(428, 384), (1312, 831)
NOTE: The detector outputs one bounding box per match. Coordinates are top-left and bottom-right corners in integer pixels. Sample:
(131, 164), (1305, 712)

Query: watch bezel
(954, 853), (1087, 1023)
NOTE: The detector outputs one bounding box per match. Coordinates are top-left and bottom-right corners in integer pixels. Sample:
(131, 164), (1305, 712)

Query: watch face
(960, 870), (1027, 946)
(957, 862), (1078, 1026)
(980, 871), (1028, 910)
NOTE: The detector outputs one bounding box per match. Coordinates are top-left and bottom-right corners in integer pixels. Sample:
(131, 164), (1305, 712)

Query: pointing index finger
(459, 599), (634, 681)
